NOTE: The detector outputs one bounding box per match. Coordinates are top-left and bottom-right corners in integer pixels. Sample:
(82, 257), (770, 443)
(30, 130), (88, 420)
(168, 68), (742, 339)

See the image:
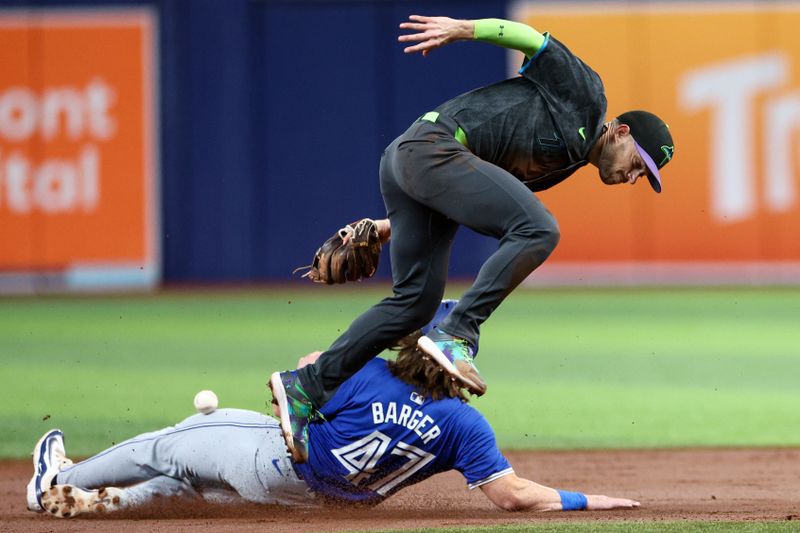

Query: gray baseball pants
(298, 115), (560, 406)
(55, 409), (314, 508)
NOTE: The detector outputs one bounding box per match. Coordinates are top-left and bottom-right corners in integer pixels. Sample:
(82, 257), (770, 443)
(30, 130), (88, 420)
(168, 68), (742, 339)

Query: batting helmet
(420, 299), (458, 335)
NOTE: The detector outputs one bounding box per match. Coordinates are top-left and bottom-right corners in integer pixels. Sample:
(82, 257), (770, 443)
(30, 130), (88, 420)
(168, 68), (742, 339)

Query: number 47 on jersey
(331, 430), (435, 495)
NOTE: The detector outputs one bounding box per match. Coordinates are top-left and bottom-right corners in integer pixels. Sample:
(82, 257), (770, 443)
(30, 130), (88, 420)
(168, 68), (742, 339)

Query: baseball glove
(295, 218), (382, 284)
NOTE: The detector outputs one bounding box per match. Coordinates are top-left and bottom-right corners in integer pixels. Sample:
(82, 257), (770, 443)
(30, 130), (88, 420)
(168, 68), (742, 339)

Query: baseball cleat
(26, 429), (72, 512)
(41, 485), (123, 518)
(269, 370), (317, 463)
(418, 328), (487, 396)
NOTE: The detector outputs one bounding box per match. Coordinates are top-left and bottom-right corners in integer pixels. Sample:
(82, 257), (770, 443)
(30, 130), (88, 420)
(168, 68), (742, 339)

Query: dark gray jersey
(435, 35), (607, 191)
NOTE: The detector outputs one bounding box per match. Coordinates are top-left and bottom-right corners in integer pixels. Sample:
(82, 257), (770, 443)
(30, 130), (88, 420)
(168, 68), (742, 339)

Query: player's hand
(296, 351), (322, 369)
(344, 219), (389, 244)
(375, 218), (391, 243)
(585, 494), (640, 510)
(398, 15), (474, 57)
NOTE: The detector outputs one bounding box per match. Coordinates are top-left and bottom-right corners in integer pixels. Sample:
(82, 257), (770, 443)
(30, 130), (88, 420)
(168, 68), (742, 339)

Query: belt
(418, 111), (469, 148)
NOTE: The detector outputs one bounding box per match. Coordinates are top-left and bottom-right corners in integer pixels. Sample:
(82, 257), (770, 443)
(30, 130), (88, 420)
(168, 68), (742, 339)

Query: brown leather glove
(297, 219), (382, 284)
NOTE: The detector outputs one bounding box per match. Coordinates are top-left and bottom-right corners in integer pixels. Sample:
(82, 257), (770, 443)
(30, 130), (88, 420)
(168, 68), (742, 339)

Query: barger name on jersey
(371, 401), (441, 444)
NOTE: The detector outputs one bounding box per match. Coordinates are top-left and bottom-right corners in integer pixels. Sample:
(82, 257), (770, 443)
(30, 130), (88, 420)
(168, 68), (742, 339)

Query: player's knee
(538, 223), (560, 254)
(406, 298), (443, 330)
(514, 218), (560, 255)
(386, 290), (443, 330)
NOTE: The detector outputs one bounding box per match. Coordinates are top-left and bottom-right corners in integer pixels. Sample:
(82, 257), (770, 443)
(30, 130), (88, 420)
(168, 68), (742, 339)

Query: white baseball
(193, 390), (218, 414)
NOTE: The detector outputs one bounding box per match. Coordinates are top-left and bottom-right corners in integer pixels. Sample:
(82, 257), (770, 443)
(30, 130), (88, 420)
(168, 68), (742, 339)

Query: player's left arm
(398, 15), (545, 58)
(479, 473), (640, 512)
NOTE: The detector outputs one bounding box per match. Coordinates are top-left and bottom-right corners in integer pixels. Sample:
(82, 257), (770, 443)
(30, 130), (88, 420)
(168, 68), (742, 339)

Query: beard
(596, 143), (625, 184)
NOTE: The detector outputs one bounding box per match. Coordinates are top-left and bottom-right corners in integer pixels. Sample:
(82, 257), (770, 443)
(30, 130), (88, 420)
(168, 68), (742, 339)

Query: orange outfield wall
(511, 1), (800, 263)
(0, 10), (157, 274)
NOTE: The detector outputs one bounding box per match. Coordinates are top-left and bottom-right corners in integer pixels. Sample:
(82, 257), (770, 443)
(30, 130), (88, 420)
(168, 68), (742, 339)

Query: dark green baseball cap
(617, 110), (675, 193)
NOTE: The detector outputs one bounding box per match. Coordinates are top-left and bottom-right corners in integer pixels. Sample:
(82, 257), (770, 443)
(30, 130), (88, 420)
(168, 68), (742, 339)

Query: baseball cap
(617, 110), (675, 193)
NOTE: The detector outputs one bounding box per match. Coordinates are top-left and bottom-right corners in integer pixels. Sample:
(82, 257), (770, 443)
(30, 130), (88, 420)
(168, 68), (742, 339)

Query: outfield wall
(1, 0), (799, 290)
(514, 1), (800, 286)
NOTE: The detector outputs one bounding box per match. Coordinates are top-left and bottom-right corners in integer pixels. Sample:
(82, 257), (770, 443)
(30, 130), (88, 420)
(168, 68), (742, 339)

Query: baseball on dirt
(193, 390), (218, 414)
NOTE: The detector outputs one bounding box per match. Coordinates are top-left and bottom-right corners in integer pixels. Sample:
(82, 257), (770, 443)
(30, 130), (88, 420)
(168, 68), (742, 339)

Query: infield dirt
(2, 448), (798, 532)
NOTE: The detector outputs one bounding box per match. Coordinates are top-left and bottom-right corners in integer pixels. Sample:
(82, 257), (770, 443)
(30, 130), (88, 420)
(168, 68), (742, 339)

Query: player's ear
(614, 123), (631, 137)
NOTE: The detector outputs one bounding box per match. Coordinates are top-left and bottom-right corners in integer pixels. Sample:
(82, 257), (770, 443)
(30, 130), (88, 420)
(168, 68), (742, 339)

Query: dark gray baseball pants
(297, 116), (560, 406)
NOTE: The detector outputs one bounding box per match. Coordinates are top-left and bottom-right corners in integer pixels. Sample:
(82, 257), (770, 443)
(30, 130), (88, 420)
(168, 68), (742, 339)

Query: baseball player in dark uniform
(29, 302), (639, 518)
(271, 15), (675, 463)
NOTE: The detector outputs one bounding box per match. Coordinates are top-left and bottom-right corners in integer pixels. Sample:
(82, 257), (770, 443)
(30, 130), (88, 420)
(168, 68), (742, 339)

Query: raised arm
(398, 15), (545, 58)
(480, 473), (640, 512)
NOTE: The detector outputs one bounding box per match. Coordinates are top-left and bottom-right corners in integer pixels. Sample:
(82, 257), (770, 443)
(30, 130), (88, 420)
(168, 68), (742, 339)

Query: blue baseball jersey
(294, 359), (512, 503)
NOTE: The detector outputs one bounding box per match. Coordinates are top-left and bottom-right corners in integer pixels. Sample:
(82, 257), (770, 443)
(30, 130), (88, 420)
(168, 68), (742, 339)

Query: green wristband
(473, 18), (545, 58)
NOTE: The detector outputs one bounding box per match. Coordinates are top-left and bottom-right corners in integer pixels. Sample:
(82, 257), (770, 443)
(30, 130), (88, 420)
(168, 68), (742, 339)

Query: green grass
(1, 287), (799, 457)
(365, 523), (800, 533)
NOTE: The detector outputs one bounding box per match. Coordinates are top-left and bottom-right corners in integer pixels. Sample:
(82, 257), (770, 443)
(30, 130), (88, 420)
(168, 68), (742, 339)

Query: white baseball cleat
(26, 429), (72, 512)
(41, 485), (124, 518)
(417, 331), (487, 396)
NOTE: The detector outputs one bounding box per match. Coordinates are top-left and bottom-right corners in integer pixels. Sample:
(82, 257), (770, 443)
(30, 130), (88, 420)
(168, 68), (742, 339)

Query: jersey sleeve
(517, 34), (605, 112)
(518, 32), (551, 75)
(452, 409), (513, 489)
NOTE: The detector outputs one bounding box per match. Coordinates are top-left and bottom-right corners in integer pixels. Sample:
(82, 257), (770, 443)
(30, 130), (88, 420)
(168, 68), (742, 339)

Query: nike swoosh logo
(578, 127), (587, 141)
(272, 459), (283, 475)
